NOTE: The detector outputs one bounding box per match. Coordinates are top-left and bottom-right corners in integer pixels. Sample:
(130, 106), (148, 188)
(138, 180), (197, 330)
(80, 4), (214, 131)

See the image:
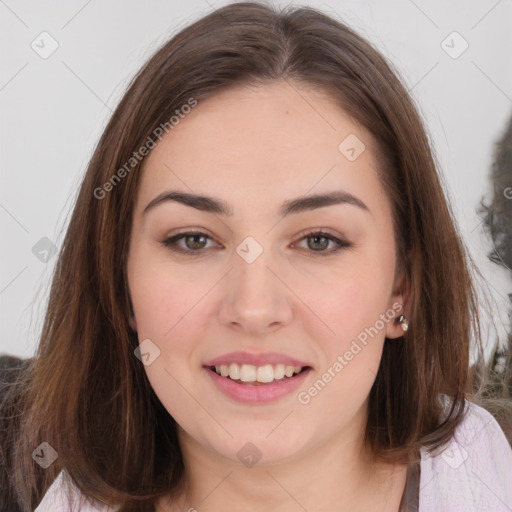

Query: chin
(207, 426), (311, 468)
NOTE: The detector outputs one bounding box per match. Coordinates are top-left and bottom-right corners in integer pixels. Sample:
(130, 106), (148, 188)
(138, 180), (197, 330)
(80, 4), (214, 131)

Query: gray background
(1, 0), (511, 358)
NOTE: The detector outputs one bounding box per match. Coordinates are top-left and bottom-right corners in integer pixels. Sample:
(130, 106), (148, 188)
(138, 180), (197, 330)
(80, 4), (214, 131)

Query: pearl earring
(396, 315), (408, 332)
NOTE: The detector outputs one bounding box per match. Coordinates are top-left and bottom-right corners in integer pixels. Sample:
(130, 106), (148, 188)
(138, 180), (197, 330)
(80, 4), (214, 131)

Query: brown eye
(161, 231), (218, 255)
(184, 234), (208, 250)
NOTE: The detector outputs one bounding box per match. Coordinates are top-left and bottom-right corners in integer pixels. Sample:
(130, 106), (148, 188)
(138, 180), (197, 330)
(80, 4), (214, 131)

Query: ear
(385, 264), (410, 340)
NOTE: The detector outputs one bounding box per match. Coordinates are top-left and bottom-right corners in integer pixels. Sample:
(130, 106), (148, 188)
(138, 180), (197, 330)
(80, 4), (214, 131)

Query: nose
(218, 243), (294, 335)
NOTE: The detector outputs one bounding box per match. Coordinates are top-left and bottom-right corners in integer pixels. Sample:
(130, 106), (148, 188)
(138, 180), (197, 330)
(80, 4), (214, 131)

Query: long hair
(11, 2), (485, 510)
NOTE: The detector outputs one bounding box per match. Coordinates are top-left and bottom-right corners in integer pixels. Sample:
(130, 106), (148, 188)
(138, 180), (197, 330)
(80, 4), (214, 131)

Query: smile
(204, 365), (312, 403)
(210, 363), (307, 384)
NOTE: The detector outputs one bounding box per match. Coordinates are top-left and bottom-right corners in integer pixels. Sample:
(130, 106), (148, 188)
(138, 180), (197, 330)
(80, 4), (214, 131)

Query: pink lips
(202, 351), (313, 404)
(205, 365), (312, 403)
(203, 351), (311, 368)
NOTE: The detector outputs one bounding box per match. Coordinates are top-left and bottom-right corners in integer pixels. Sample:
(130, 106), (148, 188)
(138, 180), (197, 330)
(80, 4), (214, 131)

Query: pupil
(309, 235), (328, 251)
(187, 234), (206, 250)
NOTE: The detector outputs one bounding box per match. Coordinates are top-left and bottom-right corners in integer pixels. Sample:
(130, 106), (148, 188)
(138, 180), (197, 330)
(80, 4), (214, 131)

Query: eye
(161, 230), (351, 257)
(293, 231), (352, 256)
(161, 231), (219, 255)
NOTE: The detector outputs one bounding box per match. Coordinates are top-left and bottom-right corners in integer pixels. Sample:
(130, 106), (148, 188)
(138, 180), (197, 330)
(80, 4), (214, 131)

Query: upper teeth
(214, 363), (303, 383)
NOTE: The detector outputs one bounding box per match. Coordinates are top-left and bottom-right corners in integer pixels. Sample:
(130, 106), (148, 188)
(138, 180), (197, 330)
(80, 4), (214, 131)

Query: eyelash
(161, 230), (352, 257)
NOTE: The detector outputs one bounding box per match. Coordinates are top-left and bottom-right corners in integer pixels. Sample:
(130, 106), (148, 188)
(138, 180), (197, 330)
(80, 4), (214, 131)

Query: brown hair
(11, 2), (487, 510)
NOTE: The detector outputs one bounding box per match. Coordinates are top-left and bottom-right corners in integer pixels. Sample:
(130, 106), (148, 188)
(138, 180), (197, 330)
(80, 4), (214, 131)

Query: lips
(202, 351), (313, 403)
(204, 365), (312, 403)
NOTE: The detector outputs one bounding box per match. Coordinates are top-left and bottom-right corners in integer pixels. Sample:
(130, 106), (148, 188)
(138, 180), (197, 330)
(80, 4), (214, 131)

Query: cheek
(295, 273), (390, 421)
(128, 258), (213, 425)
(302, 258), (393, 344)
(128, 253), (210, 341)
(323, 283), (387, 386)
(295, 252), (394, 401)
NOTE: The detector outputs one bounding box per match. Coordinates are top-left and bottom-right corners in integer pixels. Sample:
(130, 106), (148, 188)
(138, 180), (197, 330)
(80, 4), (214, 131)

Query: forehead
(136, 80), (386, 218)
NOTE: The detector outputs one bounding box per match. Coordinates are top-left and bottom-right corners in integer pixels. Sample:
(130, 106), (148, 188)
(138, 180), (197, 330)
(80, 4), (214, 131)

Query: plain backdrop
(1, 0), (511, 359)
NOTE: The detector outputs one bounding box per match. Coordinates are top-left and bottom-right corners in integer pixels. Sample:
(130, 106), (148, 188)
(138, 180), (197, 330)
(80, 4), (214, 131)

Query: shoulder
(419, 400), (512, 511)
(35, 471), (118, 512)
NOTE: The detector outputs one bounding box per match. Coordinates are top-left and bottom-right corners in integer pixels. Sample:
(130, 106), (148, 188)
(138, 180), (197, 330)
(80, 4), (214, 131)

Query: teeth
(240, 364), (256, 382)
(274, 364), (285, 380)
(213, 363), (304, 383)
(256, 364), (274, 383)
(228, 363), (239, 380)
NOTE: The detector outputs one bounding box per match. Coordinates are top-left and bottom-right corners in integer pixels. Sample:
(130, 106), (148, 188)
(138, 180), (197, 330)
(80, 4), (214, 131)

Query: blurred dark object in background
(479, 114), (512, 272)
(0, 354), (31, 512)
(477, 113), (512, 443)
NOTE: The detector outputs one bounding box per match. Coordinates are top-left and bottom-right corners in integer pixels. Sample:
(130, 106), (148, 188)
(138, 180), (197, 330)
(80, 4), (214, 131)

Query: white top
(35, 401), (512, 511)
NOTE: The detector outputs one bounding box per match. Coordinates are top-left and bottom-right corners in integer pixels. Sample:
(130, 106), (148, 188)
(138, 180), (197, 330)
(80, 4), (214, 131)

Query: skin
(126, 80), (410, 511)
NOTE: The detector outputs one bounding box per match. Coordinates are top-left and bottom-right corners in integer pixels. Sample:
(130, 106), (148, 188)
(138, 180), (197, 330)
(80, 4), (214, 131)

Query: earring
(396, 315), (408, 332)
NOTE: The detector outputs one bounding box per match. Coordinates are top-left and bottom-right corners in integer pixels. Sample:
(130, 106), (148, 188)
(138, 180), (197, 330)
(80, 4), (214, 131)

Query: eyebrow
(142, 190), (370, 217)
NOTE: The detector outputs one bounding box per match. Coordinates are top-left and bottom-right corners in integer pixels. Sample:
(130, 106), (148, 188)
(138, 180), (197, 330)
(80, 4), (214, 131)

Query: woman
(9, 2), (511, 511)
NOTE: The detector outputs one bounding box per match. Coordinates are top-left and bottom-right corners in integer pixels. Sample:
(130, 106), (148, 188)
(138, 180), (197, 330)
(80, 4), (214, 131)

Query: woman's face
(126, 80), (407, 466)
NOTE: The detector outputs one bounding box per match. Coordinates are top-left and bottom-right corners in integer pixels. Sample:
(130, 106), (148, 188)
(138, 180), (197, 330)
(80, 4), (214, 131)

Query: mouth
(206, 363), (312, 386)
